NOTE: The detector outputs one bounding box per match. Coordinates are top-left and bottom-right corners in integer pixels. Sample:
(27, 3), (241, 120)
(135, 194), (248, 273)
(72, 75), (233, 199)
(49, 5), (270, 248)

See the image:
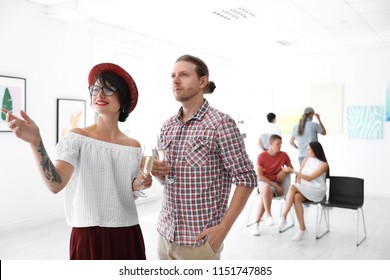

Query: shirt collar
(175, 99), (209, 123)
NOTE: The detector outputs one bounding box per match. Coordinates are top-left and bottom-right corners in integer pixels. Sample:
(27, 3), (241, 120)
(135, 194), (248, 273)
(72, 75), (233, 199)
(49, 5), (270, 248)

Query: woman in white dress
(278, 141), (329, 241)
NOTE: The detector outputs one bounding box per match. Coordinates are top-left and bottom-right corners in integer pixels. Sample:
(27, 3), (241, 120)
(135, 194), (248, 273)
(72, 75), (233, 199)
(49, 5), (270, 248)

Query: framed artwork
(312, 84), (344, 134)
(56, 98), (86, 143)
(0, 75), (26, 132)
(347, 105), (383, 140)
(278, 109), (301, 134)
(386, 82), (390, 122)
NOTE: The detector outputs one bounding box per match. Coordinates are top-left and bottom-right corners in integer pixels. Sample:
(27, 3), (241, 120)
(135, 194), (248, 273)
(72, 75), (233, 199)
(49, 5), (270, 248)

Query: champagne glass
(152, 135), (174, 185)
(139, 144), (154, 197)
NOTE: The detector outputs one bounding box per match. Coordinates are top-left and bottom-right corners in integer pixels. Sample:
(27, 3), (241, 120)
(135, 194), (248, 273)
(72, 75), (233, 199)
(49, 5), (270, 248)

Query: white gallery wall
(1, 0), (389, 229)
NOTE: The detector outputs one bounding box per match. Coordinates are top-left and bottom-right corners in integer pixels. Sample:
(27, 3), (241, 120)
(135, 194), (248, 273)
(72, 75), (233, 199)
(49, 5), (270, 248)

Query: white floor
(1, 194), (389, 260)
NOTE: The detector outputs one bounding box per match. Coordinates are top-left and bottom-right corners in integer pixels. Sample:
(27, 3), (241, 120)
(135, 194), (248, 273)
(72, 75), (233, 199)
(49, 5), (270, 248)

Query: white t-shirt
(56, 132), (141, 228)
(259, 123), (282, 150)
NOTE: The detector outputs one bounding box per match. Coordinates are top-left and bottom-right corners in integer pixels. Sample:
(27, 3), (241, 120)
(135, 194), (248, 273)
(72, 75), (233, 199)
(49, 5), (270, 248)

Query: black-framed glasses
(88, 85), (117, 96)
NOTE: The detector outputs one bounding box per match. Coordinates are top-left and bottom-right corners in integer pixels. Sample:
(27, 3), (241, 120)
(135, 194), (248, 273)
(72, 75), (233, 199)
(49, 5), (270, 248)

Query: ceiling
(28, 0), (390, 58)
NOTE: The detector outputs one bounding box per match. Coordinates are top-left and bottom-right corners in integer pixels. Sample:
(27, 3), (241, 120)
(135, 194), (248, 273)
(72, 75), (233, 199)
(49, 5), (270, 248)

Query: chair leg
(316, 205), (330, 239)
(356, 208), (367, 246)
(279, 199), (294, 233)
(246, 197), (256, 227)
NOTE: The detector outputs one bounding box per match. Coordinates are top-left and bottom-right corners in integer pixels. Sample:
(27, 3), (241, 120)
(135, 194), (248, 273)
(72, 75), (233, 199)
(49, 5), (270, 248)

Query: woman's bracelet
(132, 178), (137, 190)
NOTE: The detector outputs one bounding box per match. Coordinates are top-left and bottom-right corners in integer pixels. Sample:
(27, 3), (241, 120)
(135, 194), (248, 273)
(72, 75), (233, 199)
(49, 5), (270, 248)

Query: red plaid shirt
(157, 99), (257, 246)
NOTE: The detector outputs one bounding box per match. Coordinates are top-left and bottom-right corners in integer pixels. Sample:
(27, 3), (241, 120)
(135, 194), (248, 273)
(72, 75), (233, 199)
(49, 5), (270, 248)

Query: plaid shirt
(157, 99), (257, 246)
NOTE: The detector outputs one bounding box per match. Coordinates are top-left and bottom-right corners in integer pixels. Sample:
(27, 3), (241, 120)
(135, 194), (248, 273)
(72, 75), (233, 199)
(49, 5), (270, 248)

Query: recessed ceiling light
(275, 40), (293, 46)
(213, 7), (256, 21)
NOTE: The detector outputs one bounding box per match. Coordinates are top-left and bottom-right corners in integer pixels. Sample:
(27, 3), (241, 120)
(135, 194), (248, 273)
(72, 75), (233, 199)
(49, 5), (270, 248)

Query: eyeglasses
(88, 85), (117, 96)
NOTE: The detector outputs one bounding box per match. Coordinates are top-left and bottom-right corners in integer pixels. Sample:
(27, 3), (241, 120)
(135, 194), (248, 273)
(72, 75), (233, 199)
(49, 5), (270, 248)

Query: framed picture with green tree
(0, 75), (26, 132)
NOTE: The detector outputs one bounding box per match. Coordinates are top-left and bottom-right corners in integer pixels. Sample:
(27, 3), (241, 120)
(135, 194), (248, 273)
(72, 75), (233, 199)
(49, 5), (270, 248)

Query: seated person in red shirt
(251, 134), (294, 236)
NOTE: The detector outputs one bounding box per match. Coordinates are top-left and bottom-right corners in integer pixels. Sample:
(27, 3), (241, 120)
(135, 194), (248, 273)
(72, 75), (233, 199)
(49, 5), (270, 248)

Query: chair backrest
(280, 173), (291, 199)
(328, 176), (364, 208)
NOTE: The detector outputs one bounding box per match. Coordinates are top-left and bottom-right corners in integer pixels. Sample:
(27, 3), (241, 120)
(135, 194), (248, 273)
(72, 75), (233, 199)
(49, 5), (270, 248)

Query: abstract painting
(347, 106), (383, 139)
(0, 75), (26, 132)
(56, 98), (86, 143)
(278, 109), (301, 134)
(386, 83), (390, 122)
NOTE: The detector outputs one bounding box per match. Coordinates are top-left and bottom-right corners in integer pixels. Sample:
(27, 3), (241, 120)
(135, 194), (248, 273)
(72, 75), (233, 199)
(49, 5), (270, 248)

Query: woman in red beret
(2, 63), (150, 260)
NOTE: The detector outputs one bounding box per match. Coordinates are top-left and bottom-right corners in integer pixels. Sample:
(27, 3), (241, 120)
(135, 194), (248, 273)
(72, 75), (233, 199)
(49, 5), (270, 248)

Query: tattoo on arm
(37, 140), (63, 184)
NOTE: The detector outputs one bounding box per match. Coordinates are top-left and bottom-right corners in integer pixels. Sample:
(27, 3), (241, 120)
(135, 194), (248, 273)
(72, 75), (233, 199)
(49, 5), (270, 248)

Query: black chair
(302, 195), (329, 239)
(280, 177), (330, 237)
(318, 176), (367, 246)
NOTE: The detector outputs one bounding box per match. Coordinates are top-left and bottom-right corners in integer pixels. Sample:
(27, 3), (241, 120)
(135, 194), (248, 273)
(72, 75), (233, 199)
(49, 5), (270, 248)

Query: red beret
(88, 63), (138, 113)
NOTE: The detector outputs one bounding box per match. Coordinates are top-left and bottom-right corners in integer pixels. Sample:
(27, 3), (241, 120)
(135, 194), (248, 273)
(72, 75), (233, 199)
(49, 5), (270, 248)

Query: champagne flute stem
(139, 176), (148, 197)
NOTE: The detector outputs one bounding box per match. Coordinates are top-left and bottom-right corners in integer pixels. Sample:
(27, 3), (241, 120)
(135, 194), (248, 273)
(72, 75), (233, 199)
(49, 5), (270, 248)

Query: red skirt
(69, 225), (146, 260)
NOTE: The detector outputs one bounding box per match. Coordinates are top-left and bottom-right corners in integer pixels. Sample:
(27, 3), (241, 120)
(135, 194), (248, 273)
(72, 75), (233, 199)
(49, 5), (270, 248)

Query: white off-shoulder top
(56, 132), (141, 228)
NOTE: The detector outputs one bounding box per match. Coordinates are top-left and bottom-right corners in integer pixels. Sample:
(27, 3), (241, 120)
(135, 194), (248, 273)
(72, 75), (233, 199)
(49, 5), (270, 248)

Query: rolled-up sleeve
(217, 116), (257, 188)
